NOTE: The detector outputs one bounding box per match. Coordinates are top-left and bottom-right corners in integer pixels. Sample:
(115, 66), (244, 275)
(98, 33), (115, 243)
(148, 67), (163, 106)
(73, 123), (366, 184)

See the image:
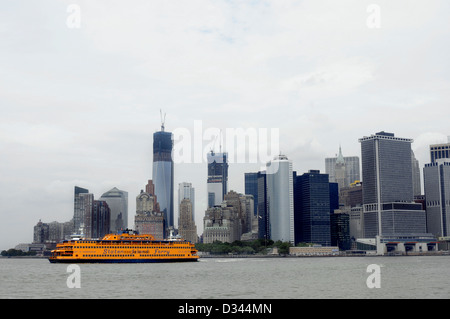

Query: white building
(266, 154), (294, 244)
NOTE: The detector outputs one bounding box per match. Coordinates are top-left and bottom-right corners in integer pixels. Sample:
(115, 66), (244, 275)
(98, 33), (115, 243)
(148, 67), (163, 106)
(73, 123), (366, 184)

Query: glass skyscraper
(207, 151), (228, 208)
(294, 170), (331, 246)
(244, 172), (259, 216)
(99, 187), (128, 233)
(153, 128), (174, 234)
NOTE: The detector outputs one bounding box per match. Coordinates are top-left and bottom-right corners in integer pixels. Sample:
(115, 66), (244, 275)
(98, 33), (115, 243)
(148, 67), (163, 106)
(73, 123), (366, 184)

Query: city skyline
(1, 1), (450, 250)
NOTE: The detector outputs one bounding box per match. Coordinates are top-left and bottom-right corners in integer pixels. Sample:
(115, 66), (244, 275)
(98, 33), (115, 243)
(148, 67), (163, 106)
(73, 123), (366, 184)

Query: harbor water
(1, 256), (449, 299)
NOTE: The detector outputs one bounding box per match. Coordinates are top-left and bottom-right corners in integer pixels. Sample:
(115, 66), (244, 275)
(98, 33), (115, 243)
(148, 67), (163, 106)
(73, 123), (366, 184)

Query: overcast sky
(1, 0), (449, 250)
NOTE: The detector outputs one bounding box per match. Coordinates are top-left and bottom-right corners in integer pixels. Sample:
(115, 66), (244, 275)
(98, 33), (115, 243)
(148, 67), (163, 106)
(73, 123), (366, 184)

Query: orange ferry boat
(49, 229), (199, 263)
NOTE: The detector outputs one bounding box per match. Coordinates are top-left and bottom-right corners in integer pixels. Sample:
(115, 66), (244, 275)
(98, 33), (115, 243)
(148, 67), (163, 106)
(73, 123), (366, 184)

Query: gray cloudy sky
(1, 0), (449, 250)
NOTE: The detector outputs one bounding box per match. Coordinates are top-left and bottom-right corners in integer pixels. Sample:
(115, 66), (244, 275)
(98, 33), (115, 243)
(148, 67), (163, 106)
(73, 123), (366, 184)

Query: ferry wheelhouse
(49, 229), (199, 263)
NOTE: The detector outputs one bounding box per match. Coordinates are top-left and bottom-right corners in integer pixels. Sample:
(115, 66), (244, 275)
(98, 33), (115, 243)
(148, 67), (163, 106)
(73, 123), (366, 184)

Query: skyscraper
(73, 186), (89, 234)
(178, 199), (198, 243)
(178, 182), (195, 222)
(134, 189), (164, 239)
(359, 131), (426, 237)
(294, 170), (332, 246)
(430, 138), (450, 163)
(92, 200), (110, 238)
(411, 150), (421, 196)
(244, 172), (259, 217)
(99, 187), (128, 233)
(207, 151), (228, 208)
(325, 147), (360, 188)
(153, 121), (174, 234)
(424, 159), (450, 238)
(266, 155), (294, 244)
(257, 171), (269, 241)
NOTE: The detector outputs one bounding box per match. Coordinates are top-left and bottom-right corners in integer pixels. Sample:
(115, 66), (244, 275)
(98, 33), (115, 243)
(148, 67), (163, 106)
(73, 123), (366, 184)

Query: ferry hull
(49, 258), (198, 264)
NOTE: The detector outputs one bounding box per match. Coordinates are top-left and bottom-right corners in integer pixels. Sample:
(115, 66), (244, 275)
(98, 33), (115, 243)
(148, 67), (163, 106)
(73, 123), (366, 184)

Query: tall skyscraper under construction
(207, 151), (228, 208)
(152, 113), (174, 235)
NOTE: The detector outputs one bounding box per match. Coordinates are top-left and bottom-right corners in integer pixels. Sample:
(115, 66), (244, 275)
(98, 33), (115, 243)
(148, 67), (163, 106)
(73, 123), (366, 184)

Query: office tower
(99, 187), (128, 233)
(424, 159), (450, 238)
(92, 201), (110, 238)
(325, 147), (360, 188)
(266, 155), (294, 244)
(78, 193), (94, 237)
(294, 170), (331, 246)
(340, 181), (363, 208)
(202, 191), (252, 243)
(34, 220), (74, 244)
(245, 172), (259, 216)
(73, 186), (89, 234)
(153, 120), (174, 234)
(207, 151), (228, 208)
(334, 147), (346, 192)
(430, 138), (450, 163)
(411, 150), (421, 196)
(359, 131), (426, 237)
(178, 199), (198, 243)
(135, 190), (164, 239)
(178, 182), (195, 222)
(257, 171), (269, 241)
(145, 180), (160, 212)
(33, 220), (49, 244)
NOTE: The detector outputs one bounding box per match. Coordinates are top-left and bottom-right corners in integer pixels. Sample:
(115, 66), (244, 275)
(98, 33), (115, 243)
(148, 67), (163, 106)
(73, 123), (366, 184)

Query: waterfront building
(178, 199), (198, 243)
(99, 187), (128, 233)
(178, 182), (195, 222)
(294, 170), (331, 246)
(359, 131), (426, 237)
(207, 151), (228, 208)
(423, 159), (450, 238)
(33, 219), (73, 244)
(266, 155), (294, 244)
(153, 122), (174, 234)
(202, 191), (253, 243)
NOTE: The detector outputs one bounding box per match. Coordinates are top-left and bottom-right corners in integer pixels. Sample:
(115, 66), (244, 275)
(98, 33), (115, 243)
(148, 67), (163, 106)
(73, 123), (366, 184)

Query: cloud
(0, 0), (450, 249)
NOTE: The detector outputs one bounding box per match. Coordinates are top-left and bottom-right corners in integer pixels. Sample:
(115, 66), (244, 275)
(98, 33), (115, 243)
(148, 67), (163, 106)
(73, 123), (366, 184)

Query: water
(1, 256), (449, 299)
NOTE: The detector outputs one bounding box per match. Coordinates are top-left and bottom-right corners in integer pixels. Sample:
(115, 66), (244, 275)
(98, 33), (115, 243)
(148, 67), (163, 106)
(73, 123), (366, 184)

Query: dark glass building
(92, 200), (110, 238)
(245, 172), (259, 216)
(207, 151), (228, 207)
(294, 170), (331, 246)
(257, 172), (269, 241)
